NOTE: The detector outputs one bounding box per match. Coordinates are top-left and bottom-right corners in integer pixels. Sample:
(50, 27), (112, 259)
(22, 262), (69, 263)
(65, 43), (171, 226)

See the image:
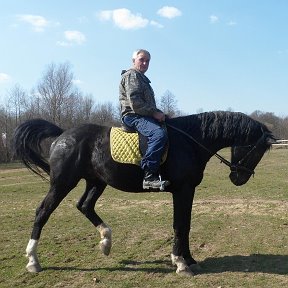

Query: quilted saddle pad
(110, 127), (142, 165)
(110, 127), (168, 166)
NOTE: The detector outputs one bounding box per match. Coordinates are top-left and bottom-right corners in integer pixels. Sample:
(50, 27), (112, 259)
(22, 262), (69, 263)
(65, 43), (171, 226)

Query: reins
(166, 123), (257, 175)
(166, 123), (232, 167)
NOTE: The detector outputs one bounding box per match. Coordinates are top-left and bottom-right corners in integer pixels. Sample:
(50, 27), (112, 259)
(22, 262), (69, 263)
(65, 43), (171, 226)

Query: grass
(0, 148), (287, 287)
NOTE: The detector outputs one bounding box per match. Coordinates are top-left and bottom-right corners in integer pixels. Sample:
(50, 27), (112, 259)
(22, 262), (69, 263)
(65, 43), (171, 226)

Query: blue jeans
(122, 114), (168, 172)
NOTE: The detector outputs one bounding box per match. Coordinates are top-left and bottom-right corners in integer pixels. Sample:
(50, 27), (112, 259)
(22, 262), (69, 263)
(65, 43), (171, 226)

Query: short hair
(132, 49), (151, 60)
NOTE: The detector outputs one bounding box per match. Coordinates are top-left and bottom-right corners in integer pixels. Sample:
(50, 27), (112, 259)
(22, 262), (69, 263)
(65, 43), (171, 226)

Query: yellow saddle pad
(110, 127), (168, 166)
(110, 127), (142, 165)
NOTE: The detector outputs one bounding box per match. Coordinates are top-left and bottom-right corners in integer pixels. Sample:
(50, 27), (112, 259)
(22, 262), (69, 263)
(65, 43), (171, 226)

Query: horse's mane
(169, 111), (270, 144)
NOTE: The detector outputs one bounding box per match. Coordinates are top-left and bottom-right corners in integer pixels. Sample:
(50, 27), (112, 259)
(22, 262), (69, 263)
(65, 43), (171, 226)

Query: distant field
(0, 148), (287, 288)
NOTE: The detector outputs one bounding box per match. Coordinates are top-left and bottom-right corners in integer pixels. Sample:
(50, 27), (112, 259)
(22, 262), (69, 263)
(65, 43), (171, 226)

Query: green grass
(0, 149), (287, 287)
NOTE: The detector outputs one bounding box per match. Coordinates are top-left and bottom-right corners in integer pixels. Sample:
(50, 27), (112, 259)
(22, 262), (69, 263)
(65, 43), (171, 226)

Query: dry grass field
(0, 148), (287, 287)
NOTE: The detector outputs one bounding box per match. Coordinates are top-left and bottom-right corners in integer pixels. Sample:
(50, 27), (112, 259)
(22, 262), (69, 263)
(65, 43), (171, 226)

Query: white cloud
(17, 14), (49, 32)
(150, 20), (164, 29)
(56, 41), (70, 47)
(210, 15), (219, 24)
(98, 8), (149, 30)
(227, 21), (237, 26)
(57, 30), (86, 46)
(0, 73), (11, 83)
(65, 30), (86, 44)
(98, 10), (113, 21)
(157, 6), (182, 19)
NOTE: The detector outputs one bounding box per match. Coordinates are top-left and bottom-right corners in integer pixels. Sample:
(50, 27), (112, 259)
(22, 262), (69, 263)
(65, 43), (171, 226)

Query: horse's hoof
(99, 238), (111, 256)
(176, 267), (194, 277)
(26, 263), (42, 273)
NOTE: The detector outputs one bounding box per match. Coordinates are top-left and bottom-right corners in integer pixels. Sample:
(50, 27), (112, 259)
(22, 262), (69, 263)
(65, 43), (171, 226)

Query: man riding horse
(119, 49), (169, 190)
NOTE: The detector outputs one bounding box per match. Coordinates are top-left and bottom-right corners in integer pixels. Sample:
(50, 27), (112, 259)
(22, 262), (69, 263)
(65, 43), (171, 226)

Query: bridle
(166, 123), (268, 176)
(229, 132), (268, 176)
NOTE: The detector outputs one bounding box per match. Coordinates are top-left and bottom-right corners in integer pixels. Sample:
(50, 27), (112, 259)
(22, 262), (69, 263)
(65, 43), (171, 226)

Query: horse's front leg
(171, 186), (198, 276)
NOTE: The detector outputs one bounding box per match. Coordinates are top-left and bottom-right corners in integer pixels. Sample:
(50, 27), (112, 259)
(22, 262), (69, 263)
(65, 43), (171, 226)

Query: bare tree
(7, 84), (28, 125)
(37, 62), (75, 125)
(0, 107), (9, 162)
(0, 103), (19, 162)
(250, 110), (285, 139)
(79, 94), (95, 123)
(0, 85), (29, 161)
(159, 90), (181, 118)
(24, 89), (42, 119)
(59, 88), (83, 128)
(282, 117), (288, 139)
(91, 102), (119, 126)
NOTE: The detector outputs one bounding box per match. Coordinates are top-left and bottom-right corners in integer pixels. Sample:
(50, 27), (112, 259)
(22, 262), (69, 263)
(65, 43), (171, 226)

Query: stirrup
(159, 175), (170, 191)
(143, 174), (170, 191)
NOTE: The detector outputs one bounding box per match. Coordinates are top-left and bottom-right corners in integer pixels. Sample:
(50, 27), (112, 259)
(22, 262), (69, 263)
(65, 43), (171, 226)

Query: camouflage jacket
(119, 68), (160, 117)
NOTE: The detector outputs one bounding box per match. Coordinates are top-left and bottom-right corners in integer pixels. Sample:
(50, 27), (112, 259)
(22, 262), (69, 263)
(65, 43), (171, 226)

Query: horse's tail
(12, 119), (64, 178)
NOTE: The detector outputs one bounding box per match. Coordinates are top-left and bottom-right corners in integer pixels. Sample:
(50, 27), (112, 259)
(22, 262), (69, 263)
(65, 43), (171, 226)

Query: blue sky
(0, 0), (287, 117)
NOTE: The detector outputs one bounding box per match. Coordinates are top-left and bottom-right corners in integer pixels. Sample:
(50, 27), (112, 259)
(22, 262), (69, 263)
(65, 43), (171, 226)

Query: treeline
(0, 62), (287, 163)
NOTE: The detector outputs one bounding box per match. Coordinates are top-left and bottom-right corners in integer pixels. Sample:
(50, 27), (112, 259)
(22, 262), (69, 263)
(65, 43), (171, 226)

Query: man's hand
(153, 111), (166, 122)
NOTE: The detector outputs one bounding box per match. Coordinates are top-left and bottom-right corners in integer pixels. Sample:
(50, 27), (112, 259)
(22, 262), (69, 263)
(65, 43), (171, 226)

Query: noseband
(229, 132), (268, 176)
(166, 123), (268, 176)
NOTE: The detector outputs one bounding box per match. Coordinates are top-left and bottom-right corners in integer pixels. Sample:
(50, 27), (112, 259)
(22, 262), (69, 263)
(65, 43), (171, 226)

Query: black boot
(143, 170), (170, 191)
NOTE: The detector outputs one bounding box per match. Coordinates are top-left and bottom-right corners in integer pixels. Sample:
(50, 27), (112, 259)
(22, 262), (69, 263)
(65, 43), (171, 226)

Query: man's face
(133, 52), (150, 74)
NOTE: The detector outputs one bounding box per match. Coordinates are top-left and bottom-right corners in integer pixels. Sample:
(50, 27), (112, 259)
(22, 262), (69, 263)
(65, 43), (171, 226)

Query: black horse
(13, 111), (275, 276)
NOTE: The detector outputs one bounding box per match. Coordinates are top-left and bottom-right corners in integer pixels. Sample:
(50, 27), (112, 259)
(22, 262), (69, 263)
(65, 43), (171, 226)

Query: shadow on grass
(44, 254), (287, 275)
(44, 259), (174, 274)
(199, 254), (288, 275)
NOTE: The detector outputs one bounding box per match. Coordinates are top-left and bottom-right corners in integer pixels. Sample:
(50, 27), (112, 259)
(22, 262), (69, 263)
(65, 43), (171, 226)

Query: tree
(60, 88), (84, 128)
(23, 89), (42, 119)
(0, 107), (9, 162)
(159, 90), (181, 118)
(0, 85), (29, 161)
(80, 94), (95, 122)
(250, 110), (285, 139)
(37, 62), (76, 125)
(7, 84), (28, 125)
(91, 102), (119, 126)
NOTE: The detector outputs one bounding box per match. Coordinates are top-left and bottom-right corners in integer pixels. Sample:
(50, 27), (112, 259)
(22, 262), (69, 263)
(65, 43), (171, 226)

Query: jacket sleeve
(123, 72), (157, 116)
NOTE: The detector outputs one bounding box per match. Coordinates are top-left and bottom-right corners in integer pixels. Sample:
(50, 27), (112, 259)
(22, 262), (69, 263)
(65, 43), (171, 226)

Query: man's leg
(123, 115), (169, 190)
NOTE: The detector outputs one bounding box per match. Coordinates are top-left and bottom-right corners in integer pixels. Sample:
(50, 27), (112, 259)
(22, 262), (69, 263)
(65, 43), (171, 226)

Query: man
(119, 49), (170, 190)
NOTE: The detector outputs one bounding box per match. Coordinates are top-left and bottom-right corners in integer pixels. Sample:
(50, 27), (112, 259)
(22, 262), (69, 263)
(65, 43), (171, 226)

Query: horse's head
(229, 132), (276, 186)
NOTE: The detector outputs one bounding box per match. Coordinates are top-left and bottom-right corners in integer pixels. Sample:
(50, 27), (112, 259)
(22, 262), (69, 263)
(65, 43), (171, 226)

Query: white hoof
(97, 223), (112, 256)
(26, 262), (42, 273)
(176, 266), (194, 277)
(26, 239), (41, 273)
(99, 238), (112, 256)
(171, 253), (195, 277)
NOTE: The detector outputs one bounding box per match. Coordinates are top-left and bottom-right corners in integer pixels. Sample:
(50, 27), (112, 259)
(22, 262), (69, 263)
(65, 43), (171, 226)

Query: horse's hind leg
(26, 182), (77, 272)
(76, 179), (112, 256)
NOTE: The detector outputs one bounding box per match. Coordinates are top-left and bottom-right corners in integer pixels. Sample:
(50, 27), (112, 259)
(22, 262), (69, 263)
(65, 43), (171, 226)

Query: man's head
(132, 49), (151, 74)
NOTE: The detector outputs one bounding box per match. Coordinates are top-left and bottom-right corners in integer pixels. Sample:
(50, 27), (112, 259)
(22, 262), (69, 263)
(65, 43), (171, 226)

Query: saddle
(110, 127), (167, 166)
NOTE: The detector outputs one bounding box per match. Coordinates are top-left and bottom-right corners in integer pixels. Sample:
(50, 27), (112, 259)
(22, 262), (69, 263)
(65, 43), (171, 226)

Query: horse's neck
(176, 112), (255, 151)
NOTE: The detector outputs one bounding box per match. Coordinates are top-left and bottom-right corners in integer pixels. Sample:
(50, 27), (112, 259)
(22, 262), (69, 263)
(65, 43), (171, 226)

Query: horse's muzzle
(229, 171), (251, 186)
